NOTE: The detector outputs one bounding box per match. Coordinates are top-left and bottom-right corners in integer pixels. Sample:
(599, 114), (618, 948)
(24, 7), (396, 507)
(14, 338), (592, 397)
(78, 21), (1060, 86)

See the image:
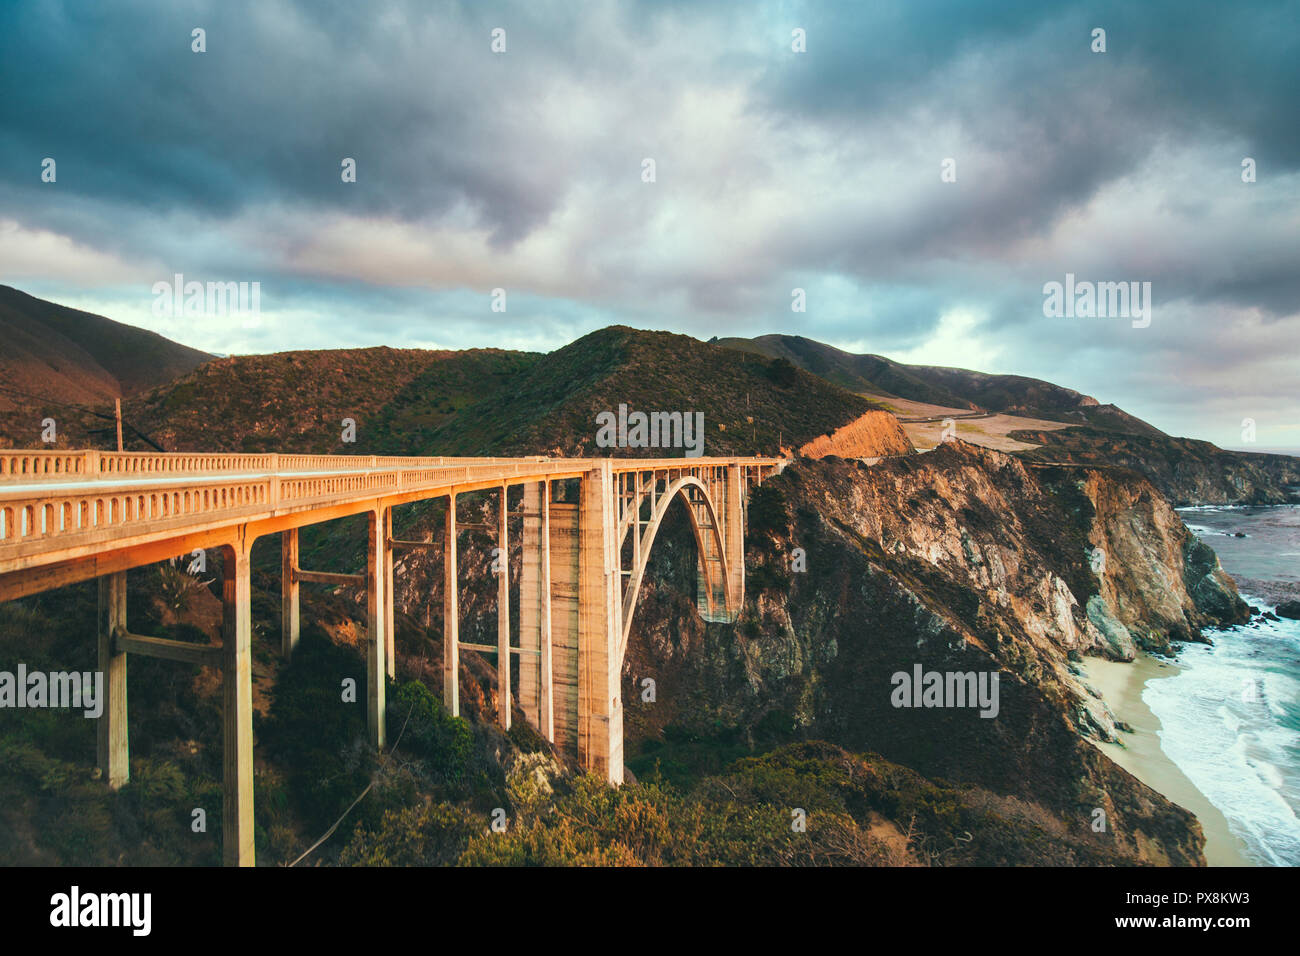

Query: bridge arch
(617, 474), (736, 659)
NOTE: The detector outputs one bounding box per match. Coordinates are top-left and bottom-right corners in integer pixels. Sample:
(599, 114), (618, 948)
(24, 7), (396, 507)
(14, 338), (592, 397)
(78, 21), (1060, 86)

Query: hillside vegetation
(103, 327), (902, 459)
(126, 347), (539, 454)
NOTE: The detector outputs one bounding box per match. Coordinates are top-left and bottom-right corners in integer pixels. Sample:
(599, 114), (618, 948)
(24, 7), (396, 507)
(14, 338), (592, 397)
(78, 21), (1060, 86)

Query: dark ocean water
(1158, 505), (1300, 865)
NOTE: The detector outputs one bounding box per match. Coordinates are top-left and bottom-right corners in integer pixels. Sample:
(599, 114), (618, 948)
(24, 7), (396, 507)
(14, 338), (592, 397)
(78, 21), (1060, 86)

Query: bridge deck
(0, 450), (779, 600)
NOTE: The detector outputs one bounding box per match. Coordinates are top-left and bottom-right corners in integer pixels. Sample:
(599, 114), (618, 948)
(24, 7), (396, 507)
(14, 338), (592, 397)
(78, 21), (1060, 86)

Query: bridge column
(497, 486), (511, 730)
(383, 508), (395, 681)
(549, 501), (580, 752)
(520, 480), (554, 740)
(578, 462), (623, 784)
(443, 493), (459, 717)
(725, 463), (745, 613)
(366, 508), (387, 750)
(96, 571), (128, 790)
(281, 528), (299, 659)
(220, 543), (255, 867)
(540, 480), (553, 742)
(520, 484), (541, 726)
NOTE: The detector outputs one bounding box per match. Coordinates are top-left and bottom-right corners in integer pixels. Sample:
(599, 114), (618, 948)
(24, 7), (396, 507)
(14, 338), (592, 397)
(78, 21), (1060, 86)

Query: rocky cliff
(1014, 426), (1300, 505)
(621, 441), (1248, 865)
(798, 410), (915, 459)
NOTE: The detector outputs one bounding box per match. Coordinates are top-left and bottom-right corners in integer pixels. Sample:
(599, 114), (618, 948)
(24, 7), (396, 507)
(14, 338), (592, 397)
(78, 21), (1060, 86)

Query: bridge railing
(0, 451), (569, 483)
(0, 460), (554, 548)
(0, 453), (782, 553)
(0, 450), (780, 483)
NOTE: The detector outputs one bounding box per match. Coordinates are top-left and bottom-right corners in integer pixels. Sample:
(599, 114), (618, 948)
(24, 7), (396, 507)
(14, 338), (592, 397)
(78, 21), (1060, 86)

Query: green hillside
(426, 326), (887, 457)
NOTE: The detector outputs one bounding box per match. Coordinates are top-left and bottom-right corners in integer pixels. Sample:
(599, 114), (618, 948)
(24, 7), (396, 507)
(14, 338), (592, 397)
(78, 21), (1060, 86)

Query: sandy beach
(1081, 654), (1254, 867)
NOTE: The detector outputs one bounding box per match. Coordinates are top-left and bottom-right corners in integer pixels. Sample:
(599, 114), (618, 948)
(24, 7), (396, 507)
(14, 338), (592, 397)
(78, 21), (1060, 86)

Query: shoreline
(1080, 654), (1254, 867)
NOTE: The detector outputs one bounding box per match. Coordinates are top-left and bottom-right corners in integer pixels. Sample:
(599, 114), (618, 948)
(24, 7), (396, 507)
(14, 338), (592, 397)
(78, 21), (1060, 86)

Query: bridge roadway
(0, 449), (781, 865)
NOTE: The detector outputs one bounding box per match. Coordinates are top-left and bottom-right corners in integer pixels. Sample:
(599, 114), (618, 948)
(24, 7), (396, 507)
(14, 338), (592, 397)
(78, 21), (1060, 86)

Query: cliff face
(622, 441), (1247, 865)
(1043, 465), (1249, 657)
(1015, 427), (1300, 505)
(797, 410), (914, 459)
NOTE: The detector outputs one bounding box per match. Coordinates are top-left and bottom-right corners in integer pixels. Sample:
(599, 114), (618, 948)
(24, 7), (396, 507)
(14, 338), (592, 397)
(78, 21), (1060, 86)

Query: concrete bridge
(0, 450), (781, 865)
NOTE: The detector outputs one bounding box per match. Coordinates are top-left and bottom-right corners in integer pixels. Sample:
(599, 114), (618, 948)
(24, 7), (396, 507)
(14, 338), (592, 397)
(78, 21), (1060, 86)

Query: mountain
(716, 333), (974, 407)
(717, 333), (1162, 435)
(425, 327), (908, 458)
(116, 326), (911, 460)
(0, 286), (212, 446)
(0, 285), (211, 404)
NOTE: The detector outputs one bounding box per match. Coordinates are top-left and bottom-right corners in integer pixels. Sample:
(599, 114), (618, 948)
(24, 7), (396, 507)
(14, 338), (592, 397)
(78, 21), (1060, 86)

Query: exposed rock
(1014, 426), (1300, 506)
(1086, 596), (1136, 661)
(623, 440), (1246, 865)
(798, 410), (914, 459)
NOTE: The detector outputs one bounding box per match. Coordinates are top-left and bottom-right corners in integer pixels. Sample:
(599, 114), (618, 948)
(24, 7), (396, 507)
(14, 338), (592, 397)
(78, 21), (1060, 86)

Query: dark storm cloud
(760, 0), (1300, 165)
(0, 0), (609, 245)
(0, 0), (1295, 447)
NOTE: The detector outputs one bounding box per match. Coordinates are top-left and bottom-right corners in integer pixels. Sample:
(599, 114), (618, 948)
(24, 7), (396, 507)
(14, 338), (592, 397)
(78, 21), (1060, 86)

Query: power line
(0, 382), (166, 451)
(0, 381), (118, 419)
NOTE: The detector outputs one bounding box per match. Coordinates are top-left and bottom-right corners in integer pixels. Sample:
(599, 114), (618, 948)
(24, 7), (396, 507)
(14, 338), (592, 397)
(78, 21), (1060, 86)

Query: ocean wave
(1143, 606), (1300, 866)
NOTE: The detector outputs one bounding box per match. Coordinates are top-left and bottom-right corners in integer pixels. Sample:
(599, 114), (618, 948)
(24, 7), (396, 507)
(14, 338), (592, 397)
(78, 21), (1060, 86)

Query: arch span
(617, 474), (737, 659)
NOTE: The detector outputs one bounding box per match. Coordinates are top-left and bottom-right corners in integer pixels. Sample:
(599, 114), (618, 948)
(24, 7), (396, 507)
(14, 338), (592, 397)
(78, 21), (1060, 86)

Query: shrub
(341, 801), (480, 866)
(389, 680), (474, 792)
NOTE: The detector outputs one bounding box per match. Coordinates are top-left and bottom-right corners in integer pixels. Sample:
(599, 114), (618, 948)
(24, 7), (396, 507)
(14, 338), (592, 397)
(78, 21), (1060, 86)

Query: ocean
(1155, 504), (1300, 866)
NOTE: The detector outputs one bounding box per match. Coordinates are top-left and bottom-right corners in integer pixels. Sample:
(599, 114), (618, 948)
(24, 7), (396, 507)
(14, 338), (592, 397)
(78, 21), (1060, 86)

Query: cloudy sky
(1, 0), (1297, 449)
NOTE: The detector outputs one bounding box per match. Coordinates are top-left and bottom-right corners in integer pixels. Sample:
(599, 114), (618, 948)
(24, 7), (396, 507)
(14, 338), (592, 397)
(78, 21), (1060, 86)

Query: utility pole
(114, 398), (124, 452)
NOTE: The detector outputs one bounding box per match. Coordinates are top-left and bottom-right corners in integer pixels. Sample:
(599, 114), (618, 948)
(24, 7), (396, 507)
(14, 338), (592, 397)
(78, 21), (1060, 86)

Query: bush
(389, 680), (475, 793)
(341, 801), (480, 866)
(765, 357), (799, 388)
(747, 483), (789, 538)
(259, 632), (371, 835)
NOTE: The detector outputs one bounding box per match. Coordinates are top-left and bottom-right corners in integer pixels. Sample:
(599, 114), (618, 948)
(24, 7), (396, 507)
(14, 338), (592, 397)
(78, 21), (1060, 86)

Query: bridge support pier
(496, 487), (511, 730)
(383, 508), (395, 681)
(540, 481), (553, 741)
(281, 528), (299, 659)
(443, 494), (459, 717)
(578, 463), (623, 784)
(366, 509), (387, 750)
(520, 480), (554, 741)
(724, 463), (745, 611)
(96, 571), (129, 790)
(220, 543), (255, 867)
